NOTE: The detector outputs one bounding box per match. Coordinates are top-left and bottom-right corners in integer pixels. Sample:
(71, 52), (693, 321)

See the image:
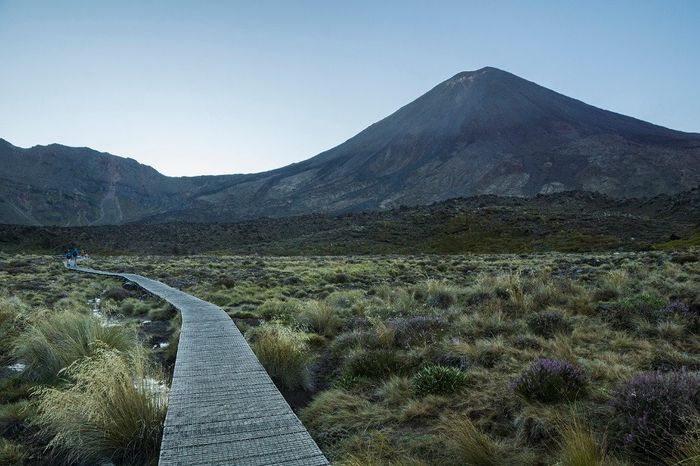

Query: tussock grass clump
(248, 322), (314, 390)
(557, 417), (609, 466)
(344, 348), (412, 379)
(389, 316), (449, 347)
(300, 389), (390, 447)
(33, 348), (167, 465)
(297, 302), (343, 337)
(512, 358), (587, 403)
(13, 309), (137, 383)
(527, 310), (572, 338)
(673, 424), (700, 466)
(257, 299), (303, 322)
(418, 281), (457, 309)
(411, 365), (467, 397)
(439, 416), (502, 466)
(0, 295), (29, 363)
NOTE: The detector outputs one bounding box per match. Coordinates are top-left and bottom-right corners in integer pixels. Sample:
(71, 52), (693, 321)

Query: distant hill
(1, 188), (698, 255)
(2, 67), (700, 226)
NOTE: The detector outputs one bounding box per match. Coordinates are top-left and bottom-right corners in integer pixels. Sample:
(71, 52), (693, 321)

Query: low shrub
(119, 297), (151, 316)
(148, 304), (177, 321)
(33, 348), (167, 465)
(658, 301), (691, 316)
(0, 438), (27, 465)
(610, 371), (700, 462)
(13, 310), (137, 383)
(328, 272), (350, 284)
(527, 311), (572, 338)
(103, 287), (132, 302)
(248, 322), (314, 390)
(512, 358), (587, 403)
(411, 365), (467, 397)
(0, 400), (30, 437)
(0, 378), (32, 404)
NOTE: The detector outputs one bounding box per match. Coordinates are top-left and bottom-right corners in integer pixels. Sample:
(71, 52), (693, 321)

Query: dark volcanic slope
(1, 189), (699, 255)
(0, 139), (241, 226)
(2, 67), (700, 226)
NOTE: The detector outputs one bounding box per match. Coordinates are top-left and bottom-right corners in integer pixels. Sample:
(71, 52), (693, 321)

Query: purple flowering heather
(512, 358), (587, 403)
(658, 301), (692, 316)
(611, 371), (700, 461)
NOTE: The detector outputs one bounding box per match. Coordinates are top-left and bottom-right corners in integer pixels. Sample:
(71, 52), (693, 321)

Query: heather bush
(610, 371), (700, 462)
(512, 358), (587, 403)
(527, 310), (572, 338)
(658, 301), (692, 316)
(411, 365), (467, 397)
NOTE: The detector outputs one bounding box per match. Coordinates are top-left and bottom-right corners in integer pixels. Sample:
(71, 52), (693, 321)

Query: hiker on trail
(65, 247), (79, 268)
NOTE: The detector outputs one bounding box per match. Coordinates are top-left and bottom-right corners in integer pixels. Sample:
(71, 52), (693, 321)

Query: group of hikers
(64, 247), (88, 268)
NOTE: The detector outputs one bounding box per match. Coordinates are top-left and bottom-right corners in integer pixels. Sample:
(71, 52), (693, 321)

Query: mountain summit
(2, 67), (700, 225)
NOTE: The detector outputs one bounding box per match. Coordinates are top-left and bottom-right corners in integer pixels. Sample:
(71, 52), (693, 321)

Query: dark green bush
(411, 365), (467, 397)
(103, 287), (131, 302)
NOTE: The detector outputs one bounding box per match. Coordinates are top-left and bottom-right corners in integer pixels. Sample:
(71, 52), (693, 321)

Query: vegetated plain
(2, 249), (698, 465)
(0, 256), (177, 465)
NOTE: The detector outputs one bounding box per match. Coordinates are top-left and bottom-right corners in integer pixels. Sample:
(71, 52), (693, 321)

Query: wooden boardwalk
(73, 266), (328, 466)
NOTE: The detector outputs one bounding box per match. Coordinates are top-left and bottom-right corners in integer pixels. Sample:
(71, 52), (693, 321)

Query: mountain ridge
(2, 66), (700, 226)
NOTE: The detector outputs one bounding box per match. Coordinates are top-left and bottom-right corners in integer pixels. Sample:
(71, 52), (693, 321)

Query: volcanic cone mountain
(2, 67), (699, 225)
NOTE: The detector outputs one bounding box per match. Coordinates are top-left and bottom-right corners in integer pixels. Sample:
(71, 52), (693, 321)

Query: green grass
(1, 249), (698, 464)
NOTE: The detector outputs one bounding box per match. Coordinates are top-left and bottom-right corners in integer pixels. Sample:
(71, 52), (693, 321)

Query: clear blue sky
(1, 1), (698, 176)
